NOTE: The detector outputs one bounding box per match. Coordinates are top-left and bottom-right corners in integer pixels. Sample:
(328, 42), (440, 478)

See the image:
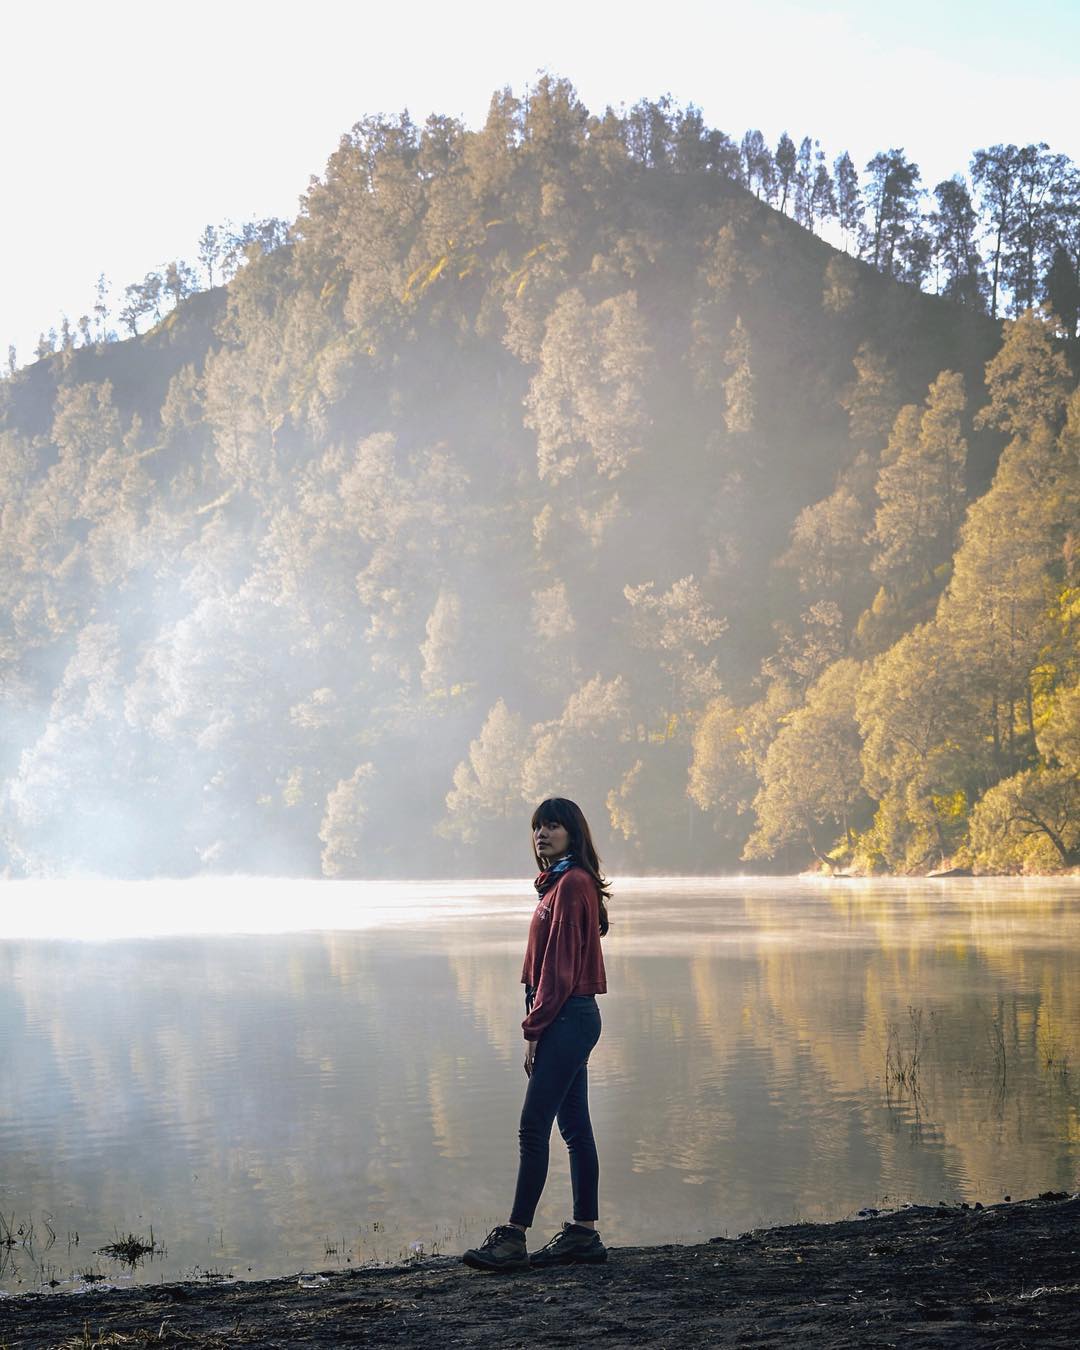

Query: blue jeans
(510, 995), (602, 1228)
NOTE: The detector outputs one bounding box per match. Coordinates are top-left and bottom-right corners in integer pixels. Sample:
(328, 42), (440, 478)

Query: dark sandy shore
(2, 1193), (1078, 1348)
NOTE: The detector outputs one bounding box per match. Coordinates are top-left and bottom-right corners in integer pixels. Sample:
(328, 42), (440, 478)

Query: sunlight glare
(0, 877), (530, 941)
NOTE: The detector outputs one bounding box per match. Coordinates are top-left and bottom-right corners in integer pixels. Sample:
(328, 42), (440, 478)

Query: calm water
(2, 876), (1079, 1293)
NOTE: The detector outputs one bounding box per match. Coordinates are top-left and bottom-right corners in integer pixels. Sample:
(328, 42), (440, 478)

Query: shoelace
(480, 1225), (517, 1250)
(539, 1225), (584, 1251)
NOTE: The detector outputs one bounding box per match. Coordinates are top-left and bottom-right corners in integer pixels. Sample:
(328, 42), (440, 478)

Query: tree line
(691, 313), (1080, 872)
(9, 218), (290, 371)
(9, 99), (1079, 374)
(0, 76), (1076, 877)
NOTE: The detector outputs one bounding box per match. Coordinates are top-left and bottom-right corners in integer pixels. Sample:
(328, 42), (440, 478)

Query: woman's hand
(524, 1041), (536, 1077)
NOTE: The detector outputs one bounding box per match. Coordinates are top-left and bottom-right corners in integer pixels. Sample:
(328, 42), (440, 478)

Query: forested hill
(1, 79), (1078, 879)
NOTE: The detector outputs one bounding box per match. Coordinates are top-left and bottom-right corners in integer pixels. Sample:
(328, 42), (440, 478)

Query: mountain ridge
(0, 82), (1076, 877)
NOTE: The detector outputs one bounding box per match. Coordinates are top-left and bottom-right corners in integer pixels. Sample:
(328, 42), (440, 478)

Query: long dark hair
(530, 797), (610, 936)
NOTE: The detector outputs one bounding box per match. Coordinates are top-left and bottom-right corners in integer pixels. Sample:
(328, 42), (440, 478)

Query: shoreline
(3, 1193), (1078, 1348)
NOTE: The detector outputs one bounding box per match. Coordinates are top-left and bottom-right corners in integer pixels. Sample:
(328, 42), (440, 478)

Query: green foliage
(822, 255), (859, 314)
(623, 575), (726, 716)
(929, 177), (986, 309)
(968, 767), (1080, 872)
(1, 77), (1076, 878)
(687, 694), (756, 815)
(841, 343), (902, 450)
(975, 309), (1071, 438)
(320, 763), (376, 877)
(743, 659), (868, 865)
(781, 484), (870, 609)
(722, 316), (755, 435)
(855, 623), (977, 869)
(524, 289), (651, 481)
(936, 324), (1078, 781)
(441, 699), (530, 848)
(1038, 679), (1080, 774)
(863, 149), (923, 280)
(872, 371), (967, 588)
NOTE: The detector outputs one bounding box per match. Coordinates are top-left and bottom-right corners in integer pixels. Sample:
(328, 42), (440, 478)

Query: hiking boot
(461, 1224), (530, 1272)
(529, 1222), (607, 1267)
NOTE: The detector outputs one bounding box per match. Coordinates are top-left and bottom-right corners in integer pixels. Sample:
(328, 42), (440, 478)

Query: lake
(2, 876), (1078, 1293)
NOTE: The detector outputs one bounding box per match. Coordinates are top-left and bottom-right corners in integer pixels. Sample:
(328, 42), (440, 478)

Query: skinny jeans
(510, 994), (602, 1228)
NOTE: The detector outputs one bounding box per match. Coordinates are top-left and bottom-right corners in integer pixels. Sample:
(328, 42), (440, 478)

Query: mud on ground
(2, 1193), (1078, 1348)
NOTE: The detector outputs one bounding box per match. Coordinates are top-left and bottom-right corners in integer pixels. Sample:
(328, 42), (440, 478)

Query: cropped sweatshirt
(520, 866), (607, 1041)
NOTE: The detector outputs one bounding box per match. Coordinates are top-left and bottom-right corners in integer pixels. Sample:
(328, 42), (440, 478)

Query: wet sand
(2, 1193), (1078, 1348)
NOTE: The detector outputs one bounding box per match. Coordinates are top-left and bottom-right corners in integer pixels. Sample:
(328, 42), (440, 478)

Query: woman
(462, 797), (610, 1272)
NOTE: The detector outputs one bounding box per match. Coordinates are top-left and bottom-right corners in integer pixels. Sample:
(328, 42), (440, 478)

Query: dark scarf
(534, 852), (576, 898)
(526, 853), (576, 1014)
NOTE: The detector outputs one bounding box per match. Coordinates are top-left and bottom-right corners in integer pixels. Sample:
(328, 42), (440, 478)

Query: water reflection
(1, 878), (1078, 1290)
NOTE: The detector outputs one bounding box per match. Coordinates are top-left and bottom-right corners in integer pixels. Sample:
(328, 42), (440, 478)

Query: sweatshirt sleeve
(521, 874), (587, 1041)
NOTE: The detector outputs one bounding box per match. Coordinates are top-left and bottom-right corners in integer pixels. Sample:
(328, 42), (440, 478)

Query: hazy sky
(3, 0), (1078, 368)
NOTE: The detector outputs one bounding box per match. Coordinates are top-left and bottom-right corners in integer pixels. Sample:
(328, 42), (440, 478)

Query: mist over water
(0, 877), (527, 940)
(2, 876), (1078, 1293)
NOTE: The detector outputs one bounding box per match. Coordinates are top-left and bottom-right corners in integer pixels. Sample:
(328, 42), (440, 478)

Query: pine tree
(929, 177), (986, 308)
(834, 151), (861, 252)
(808, 146), (836, 233)
(872, 372), (968, 588)
(856, 622), (975, 869)
(687, 694), (756, 814)
(319, 764), (376, 876)
(722, 316), (754, 435)
(441, 700), (530, 845)
(975, 308), (1071, 439)
(740, 129), (774, 199)
(1044, 245), (1080, 338)
(93, 273), (110, 342)
(163, 260), (197, 309)
(627, 96), (674, 167)
(744, 659), (867, 865)
(794, 136), (814, 227)
(670, 104), (710, 172)
(841, 343), (901, 449)
(1047, 160), (1080, 328)
(1004, 142), (1069, 315)
(775, 132), (797, 214)
(972, 144), (1020, 320)
(863, 149), (922, 278)
(197, 225), (222, 288)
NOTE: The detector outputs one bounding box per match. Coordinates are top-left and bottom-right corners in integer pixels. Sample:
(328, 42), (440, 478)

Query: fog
(1, 81), (1075, 880)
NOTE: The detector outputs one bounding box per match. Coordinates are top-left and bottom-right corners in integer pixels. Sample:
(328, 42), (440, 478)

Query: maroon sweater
(521, 866), (607, 1041)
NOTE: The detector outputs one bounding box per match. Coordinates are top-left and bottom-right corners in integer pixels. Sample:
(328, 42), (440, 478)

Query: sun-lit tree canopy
(1, 79), (1077, 877)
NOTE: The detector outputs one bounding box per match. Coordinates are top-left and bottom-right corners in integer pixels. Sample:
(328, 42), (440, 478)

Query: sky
(3, 0), (1079, 368)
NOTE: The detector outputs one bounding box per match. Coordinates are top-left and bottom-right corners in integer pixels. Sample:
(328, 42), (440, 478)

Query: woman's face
(534, 819), (571, 863)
